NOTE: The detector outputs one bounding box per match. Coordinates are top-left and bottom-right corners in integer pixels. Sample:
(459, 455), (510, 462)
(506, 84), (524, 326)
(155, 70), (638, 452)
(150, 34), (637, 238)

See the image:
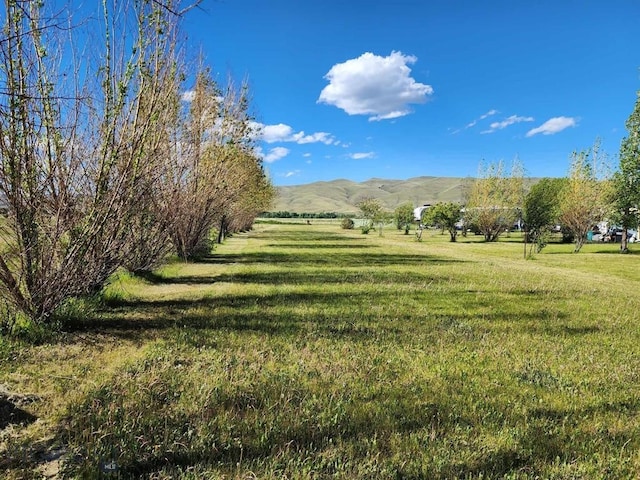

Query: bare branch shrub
(0, 1), (186, 323)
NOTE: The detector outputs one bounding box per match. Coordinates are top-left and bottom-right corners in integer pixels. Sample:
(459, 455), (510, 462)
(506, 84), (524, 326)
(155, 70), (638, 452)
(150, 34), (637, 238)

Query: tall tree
(158, 72), (272, 259)
(465, 160), (524, 241)
(611, 91), (640, 253)
(523, 178), (567, 255)
(558, 141), (609, 253)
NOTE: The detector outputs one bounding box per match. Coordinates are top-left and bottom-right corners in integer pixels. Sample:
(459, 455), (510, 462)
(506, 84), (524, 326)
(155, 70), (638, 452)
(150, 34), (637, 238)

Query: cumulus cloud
(317, 51), (434, 121)
(260, 123), (294, 142)
(526, 116), (577, 137)
(260, 146), (290, 163)
(350, 152), (375, 160)
(284, 170), (300, 178)
(481, 115), (534, 134)
(251, 122), (336, 145)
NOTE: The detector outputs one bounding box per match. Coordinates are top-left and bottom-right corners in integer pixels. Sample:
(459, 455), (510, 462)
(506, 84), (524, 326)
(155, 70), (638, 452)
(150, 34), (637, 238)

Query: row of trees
(355, 89), (639, 254)
(0, 1), (274, 327)
(260, 211), (348, 219)
(467, 92), (640, 254)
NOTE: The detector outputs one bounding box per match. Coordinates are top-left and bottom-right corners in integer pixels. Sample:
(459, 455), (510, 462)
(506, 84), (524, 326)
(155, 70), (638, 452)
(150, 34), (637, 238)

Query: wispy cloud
(481, 115), (534, 134)
(350, 152), (375, 160)
(318, 51), (433, 121)
(466, 109), (499, 129)
(526, 116), (577, 137)
(451, 109), (499, 134)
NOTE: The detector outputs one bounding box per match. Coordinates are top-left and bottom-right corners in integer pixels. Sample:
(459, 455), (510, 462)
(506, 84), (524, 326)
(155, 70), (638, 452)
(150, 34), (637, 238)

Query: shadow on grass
(200, 251), (468, 267)
(65, 290), (395, 340)
(0, 398), (37, 430)
(65, 380), (453, 478)
(249, 231), (360, 242)
(265, 243), (375, 249)
(526, 324), (600, 336)
(133, 268), (458, 287)
(63, 371), (640, 479)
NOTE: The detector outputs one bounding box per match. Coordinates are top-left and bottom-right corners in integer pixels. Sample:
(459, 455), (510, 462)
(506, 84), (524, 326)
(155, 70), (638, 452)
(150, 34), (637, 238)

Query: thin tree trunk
(621, 229), (629, 253)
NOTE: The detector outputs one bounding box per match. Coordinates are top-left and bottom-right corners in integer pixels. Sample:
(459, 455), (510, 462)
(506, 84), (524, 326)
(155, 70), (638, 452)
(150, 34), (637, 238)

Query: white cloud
(291, 131), (335, 145)
(261, 146), (290, 163)
(284, 170), (300, 178)
(303, 153), (312, 157)
(526, 116), (577, 137)
(350, 152), (375, 160)
(251, 122), (336, 145)
(260, 123), (294, 142)
(481, 115), (534, 134)
(317, 51), (433, 121)
(181, 90), (196, 102)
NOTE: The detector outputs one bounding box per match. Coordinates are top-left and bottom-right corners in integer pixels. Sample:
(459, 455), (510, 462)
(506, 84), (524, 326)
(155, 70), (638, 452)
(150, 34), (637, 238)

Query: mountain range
(271, 176), (471, 214)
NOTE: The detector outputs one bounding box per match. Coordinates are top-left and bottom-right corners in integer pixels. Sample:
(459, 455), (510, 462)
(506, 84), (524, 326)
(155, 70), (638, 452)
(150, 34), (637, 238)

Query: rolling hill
(271, 176), (471, 214)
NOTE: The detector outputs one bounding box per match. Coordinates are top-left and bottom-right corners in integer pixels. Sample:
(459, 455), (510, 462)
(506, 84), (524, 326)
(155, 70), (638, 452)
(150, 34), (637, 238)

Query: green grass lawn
(2, 224), (640, 478)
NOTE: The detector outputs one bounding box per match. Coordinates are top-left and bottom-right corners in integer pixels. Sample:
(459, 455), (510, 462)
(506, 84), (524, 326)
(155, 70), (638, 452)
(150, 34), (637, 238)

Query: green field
(2, 223), (640, 478)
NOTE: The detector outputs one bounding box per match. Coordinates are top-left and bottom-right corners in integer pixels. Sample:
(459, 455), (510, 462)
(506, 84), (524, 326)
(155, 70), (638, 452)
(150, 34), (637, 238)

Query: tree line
(354, 90), (640, 256)
(0, 1), (274, 329)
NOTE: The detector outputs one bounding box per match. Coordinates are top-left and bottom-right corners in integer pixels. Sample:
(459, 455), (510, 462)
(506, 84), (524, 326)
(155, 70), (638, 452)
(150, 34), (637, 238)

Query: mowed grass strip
(2, 223), (640, 478)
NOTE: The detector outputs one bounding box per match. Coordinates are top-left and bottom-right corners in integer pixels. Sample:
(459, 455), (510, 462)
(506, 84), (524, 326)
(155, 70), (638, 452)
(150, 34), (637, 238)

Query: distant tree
(394, 202), (415, 234)
(465, 160), (524, 241)
(357, 198), (383, 234)
(523, 178), (567, 255)
(611, 91), (640, 253)
(423, 202), (463, 242)
(559, 141), (610, 253)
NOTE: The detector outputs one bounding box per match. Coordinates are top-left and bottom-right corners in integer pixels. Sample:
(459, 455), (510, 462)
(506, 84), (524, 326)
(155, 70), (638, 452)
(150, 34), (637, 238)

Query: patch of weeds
(0, 335), (15, 363)
(53, 296), (101, 326)
(9, 317), (62, 345)
(438, 316), (475, 339)
(100, 273), (135, 307)
(516, 363), (570, 390)
(0, 299), (20, 337)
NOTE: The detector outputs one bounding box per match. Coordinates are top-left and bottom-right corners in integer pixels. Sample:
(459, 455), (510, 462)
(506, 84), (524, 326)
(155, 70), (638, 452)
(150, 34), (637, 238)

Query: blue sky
(183, 0), (640, 186)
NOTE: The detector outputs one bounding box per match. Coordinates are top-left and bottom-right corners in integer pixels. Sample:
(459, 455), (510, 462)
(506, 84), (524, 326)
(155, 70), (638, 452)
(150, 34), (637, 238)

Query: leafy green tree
(357, 198), (392, 236)
(423, 202), (463, 242)
(523, 178), (567, 254)
(559, 141), (609, 253)
(394, 202), (415, 234)
(611, 91), (640, 253)
(465, 160), (524, 241)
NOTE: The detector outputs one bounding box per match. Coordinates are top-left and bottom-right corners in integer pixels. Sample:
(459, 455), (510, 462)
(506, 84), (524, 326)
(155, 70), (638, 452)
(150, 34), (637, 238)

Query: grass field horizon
(2, 222), (640, 478)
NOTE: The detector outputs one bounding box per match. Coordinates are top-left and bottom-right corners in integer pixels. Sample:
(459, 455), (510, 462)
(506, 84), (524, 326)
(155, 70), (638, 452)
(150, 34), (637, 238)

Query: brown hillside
(272, 176), (471, 214)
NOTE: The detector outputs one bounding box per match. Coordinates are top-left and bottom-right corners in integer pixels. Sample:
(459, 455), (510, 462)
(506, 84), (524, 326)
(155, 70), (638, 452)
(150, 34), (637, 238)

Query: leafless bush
(0, 1), (186, 323)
